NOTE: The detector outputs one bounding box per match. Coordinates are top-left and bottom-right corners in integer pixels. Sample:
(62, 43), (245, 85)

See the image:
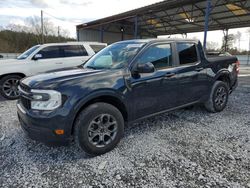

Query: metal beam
(192, 1), (227, 29)
(77, 0), (250, 41)
(139, 12), (250, 33)
(137, 0), (248, 27)
(138, 8), (242, 29)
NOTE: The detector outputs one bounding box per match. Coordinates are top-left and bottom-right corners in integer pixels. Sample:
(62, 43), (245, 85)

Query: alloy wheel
(2, 78), (20, 98)
(87, 114), (118, 148)
(214, 86), (227, 108)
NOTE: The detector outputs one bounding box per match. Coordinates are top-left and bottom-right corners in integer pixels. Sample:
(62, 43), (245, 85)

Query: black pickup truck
(17, 39), (239, 156)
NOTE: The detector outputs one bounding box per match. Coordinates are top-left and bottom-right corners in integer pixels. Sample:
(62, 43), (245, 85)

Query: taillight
(236, 60), (240, 74)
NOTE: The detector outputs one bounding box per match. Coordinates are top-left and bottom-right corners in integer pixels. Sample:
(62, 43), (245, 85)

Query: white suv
(0, 42), (107, 99)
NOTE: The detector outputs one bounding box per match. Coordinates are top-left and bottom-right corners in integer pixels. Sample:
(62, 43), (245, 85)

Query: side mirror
(33, 54), (42, 60)
(136, 62), (155, 73)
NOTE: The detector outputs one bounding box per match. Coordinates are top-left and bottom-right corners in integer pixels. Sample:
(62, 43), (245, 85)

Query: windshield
(83, 42), (145, 70)
(17, 45), (40, 60)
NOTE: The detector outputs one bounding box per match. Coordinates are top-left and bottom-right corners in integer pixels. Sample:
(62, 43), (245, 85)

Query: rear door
(60, 45), (90, 67)
(174, 42), (209, 105)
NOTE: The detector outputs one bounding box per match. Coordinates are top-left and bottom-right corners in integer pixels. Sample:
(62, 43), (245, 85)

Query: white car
(0, 42), (107, 100)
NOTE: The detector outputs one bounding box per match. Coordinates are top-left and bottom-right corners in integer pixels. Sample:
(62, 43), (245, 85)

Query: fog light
(55, 129), (64, 135)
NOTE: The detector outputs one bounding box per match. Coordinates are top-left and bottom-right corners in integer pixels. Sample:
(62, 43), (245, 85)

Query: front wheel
(204, 81), (229, 113)
(0, 75), (22, 100)
(74, 102), (124, 156)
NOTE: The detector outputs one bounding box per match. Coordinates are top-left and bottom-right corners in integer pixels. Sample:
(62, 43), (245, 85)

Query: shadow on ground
(0, 95), (5, 102)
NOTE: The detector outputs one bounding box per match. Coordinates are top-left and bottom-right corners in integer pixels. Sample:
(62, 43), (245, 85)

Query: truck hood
(21, 67), (105, 88)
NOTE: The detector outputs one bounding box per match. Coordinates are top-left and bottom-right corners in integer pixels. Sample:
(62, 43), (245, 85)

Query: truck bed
(207, 56), (238, 64)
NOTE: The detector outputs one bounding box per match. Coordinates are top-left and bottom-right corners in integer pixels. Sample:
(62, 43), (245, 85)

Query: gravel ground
(1, 67), (250, 188)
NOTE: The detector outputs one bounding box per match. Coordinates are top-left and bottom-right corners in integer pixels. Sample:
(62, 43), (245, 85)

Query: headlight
(31, 89), (62, 111)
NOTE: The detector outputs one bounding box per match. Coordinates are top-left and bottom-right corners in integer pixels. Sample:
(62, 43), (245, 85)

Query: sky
(0, 0), (249, 50)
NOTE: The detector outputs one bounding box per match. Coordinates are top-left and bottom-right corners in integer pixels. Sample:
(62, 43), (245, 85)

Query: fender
(68, 88), (127, 125)
(214, 69), (230, 81)
(214, 69), (237, 89)
(73, 89), (126, 111)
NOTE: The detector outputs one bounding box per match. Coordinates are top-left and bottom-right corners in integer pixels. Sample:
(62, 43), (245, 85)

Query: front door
(29, 45), (65, 75)
(128, 43), (179, 120)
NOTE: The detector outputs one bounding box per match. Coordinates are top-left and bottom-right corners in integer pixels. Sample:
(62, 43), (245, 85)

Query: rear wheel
(74, 102), (124, 156)
(204, 81), (229, 113)
(0, 75), (22, 100)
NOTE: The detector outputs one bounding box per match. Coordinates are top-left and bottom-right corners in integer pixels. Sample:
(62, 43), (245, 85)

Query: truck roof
(115, 38), (200, 44)
(37, 41), (107, 47)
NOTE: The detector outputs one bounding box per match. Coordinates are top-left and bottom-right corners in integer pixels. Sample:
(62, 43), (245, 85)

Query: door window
(37, 46), (63, 59)
(136, 43), (172, 70)
(62, 45), (88, 57)
(177, 43), (198, 65)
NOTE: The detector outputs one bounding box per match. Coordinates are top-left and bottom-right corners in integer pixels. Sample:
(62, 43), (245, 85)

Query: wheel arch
(215, 71), (231, 86)
(70, 91), (128, 135)
(0, 73), (26, 80)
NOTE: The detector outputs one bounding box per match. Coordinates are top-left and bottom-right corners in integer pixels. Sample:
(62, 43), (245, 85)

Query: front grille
(20, 96), (31, 110)
(20, 83), (30, 93)
(19, 83), (31, 110)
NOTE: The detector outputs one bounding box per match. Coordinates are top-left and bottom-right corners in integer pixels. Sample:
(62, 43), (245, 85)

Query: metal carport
(76, 0), (250, 50)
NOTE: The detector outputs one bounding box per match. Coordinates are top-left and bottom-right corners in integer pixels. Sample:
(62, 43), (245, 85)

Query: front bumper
(17, 102), (72, 146)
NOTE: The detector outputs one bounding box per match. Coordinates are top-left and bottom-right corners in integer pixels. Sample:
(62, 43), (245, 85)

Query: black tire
(74, 102), (124, 156)
(204, 81), (229, 113)
(0, 75), (22, 100)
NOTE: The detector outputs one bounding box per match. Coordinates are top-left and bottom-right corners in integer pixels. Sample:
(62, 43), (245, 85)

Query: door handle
(164, 72), (175, 78)
(195, 67), (204, 72)
(56, 62), (63, 64)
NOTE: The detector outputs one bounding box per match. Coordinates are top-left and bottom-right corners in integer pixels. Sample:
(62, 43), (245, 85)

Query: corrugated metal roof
(77, 0), (250, 36)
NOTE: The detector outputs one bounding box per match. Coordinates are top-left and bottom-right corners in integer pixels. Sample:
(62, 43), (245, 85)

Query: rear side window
(177, 43), (198, 65)
(62, 45), (88, 57)
(90, 45), (106, 53)
(38, 46), (63, 59)
(136, 43), (172, 70)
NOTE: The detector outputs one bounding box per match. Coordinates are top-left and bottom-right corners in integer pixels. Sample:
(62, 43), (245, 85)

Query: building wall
(78, 28), (135, 44)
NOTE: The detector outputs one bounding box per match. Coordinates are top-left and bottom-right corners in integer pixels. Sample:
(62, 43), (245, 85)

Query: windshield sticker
(126, 44), (144, 48)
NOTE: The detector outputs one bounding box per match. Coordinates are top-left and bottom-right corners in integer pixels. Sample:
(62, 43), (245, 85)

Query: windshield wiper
(85, 66), (97, 70)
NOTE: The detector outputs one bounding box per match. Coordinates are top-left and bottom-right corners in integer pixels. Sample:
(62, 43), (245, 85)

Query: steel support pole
(76, 28), (79, 41)
(134, 16), (138, 39)
(203, 0), (211, 51)
(121, 27), (124, 41)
